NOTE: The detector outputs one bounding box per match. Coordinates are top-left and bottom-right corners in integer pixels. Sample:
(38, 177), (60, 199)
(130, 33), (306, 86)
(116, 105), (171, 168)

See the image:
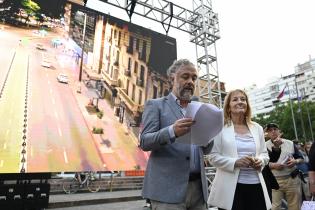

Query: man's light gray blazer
(139, 94), (212, 203)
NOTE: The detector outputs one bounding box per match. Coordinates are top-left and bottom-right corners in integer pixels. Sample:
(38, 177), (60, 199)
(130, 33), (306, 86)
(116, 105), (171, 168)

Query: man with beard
(139, 59), (213, 210)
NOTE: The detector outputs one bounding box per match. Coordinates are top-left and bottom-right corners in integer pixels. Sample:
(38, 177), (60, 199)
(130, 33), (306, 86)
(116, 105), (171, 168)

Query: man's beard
(178, 87), (193, 101)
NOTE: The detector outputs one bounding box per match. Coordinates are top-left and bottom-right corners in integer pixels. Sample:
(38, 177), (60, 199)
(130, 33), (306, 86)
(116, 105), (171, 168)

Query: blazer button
(186, 157), (190, 160)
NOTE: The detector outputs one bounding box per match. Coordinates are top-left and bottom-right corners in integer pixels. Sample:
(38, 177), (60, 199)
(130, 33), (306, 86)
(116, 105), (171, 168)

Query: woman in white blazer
(208, 89), (272, 210)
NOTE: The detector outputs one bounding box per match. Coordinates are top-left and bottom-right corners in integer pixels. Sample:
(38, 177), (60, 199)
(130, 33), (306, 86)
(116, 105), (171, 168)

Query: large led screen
(0, 1), (177, 173)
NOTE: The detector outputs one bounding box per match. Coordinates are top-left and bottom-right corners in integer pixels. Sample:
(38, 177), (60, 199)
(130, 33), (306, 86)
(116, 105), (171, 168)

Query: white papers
(177, 101), (223, 146)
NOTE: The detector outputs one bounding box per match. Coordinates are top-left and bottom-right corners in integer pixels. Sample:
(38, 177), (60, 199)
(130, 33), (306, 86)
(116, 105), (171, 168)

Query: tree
(253, 101), (315, 142)
(33, 12), (44, 26)
(21, 0), (40, 24)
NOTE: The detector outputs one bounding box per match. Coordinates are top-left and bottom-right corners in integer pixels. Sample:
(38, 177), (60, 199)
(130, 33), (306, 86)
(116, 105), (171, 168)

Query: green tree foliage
(21, 0), (40, 23)
(1, 0), (65, 22)
(253, 101), (315, 142)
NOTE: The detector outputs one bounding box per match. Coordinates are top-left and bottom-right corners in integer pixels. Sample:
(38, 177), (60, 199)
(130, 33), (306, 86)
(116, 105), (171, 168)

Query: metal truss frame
(82, 0), (222, 106)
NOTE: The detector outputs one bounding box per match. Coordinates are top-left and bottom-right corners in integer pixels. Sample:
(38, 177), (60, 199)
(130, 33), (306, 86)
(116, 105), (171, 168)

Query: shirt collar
(170, 92), (181, 106)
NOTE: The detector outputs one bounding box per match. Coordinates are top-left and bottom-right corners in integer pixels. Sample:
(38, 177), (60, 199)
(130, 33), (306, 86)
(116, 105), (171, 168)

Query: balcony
(118, 89), (137, 112)
(124, 69), (131, 77)
(136, 78), (144, 87)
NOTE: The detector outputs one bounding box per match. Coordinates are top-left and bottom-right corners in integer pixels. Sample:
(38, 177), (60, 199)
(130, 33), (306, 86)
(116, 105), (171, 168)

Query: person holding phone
(208, 89), (271, 210)
(265, 123), (303, 210)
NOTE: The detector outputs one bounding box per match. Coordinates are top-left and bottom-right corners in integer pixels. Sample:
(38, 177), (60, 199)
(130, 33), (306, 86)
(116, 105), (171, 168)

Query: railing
(205, 167), (216, 194)
(49, 172), (144, 194)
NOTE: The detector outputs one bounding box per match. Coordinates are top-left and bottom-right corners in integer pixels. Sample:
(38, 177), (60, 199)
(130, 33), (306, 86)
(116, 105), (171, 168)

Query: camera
(290, 169), (299, 178)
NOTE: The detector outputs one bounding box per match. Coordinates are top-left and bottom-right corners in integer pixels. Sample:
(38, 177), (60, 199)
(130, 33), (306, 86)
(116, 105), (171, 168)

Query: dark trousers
(219, 183), (266, 210)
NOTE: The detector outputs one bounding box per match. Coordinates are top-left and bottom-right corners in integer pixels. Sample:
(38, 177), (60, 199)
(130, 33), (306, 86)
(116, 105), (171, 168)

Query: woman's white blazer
(207, 122), (272, 210)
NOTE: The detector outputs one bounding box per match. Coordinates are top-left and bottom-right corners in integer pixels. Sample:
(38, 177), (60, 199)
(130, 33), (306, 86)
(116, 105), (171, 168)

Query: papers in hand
(177, 101), (223, 146)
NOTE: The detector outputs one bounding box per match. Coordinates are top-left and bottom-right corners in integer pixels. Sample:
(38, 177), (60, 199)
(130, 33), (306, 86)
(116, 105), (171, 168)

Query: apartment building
(247, 58), (315, 116)
(295, 58), (315, 101)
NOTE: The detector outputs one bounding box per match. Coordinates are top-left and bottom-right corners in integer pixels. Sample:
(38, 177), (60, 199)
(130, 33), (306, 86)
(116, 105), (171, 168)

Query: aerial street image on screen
(0, 0), (177, 173)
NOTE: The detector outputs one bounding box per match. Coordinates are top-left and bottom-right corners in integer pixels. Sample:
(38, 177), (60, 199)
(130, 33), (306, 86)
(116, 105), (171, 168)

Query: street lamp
(79, 11), (87, 82)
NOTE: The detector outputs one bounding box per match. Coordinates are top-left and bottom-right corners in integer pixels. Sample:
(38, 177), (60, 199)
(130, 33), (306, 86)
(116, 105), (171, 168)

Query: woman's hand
(235, 156), (253, 168)
(251, 158), (263, 171)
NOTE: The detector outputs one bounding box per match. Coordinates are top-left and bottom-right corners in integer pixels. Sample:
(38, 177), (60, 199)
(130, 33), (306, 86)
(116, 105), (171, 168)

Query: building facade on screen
(64, 3), (177, 129)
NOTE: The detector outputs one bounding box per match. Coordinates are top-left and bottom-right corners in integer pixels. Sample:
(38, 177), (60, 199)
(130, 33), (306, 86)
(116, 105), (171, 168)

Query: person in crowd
(265, 123), (303, 210)
(296, 142), (309, 169)
(305, 141), (313, 157)
(262, 158), (279, 200)
(139, 59), (214, 210)
(295, 141), (311, 201)
(208, 89), (271, 210)
(308, 141), (315, 195)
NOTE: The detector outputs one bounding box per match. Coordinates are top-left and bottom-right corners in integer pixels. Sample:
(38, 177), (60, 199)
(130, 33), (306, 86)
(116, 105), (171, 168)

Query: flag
(277, 85), (287, 100)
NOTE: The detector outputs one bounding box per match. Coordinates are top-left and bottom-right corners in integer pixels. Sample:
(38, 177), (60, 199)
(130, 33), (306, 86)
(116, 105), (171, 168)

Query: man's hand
(269, 162), (285, 170)
(173, 118), (195, 137)
(286, 158), (297, 168)
(235, 156), (253, 168)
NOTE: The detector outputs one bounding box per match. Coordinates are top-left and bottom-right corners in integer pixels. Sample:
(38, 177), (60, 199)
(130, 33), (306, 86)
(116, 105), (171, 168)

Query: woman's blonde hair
(223, 89), (252, 125)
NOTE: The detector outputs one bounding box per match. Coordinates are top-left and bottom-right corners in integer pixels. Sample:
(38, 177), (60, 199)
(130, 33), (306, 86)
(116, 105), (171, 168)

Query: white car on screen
(57, 73), (69, 84)
(41, 60), (51, 68)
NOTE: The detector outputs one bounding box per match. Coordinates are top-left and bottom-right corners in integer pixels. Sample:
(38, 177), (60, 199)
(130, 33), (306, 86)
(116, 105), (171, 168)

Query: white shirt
(235, 132), (260, 184)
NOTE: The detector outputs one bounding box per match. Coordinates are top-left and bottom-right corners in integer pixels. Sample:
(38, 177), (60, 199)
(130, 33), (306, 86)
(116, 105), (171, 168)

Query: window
(153, 86), (158, 99)
(127, 36), (134, 54)
(128, 58), (132, 71)
(110, 66), (113, 78)
(136, 38), (139, 51)
(114, 29), (117, 39)
(114, 50), (119, 66)
(125, 80), (130, 96)
(270, 85), (279, 92)
(140, 65), (145, 81)
(118, 31), (121, 46)
(138, 90), (142, 104)
(132, 84), (136, 101)
(134, 61), (138, 74)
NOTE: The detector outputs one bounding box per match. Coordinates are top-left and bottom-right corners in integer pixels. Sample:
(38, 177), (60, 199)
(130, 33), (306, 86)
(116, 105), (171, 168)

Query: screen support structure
(93, 0), (222, 107)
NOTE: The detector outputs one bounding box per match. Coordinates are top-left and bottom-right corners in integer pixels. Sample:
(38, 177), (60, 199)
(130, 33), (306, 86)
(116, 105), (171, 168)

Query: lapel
(164, 94), (182, 119)
(225, 123), (239, 157)
(248, 123), (259, 154)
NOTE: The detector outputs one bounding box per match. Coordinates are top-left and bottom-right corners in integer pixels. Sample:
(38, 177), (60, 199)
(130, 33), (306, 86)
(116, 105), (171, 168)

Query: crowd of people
(139, 58), (315, 210)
